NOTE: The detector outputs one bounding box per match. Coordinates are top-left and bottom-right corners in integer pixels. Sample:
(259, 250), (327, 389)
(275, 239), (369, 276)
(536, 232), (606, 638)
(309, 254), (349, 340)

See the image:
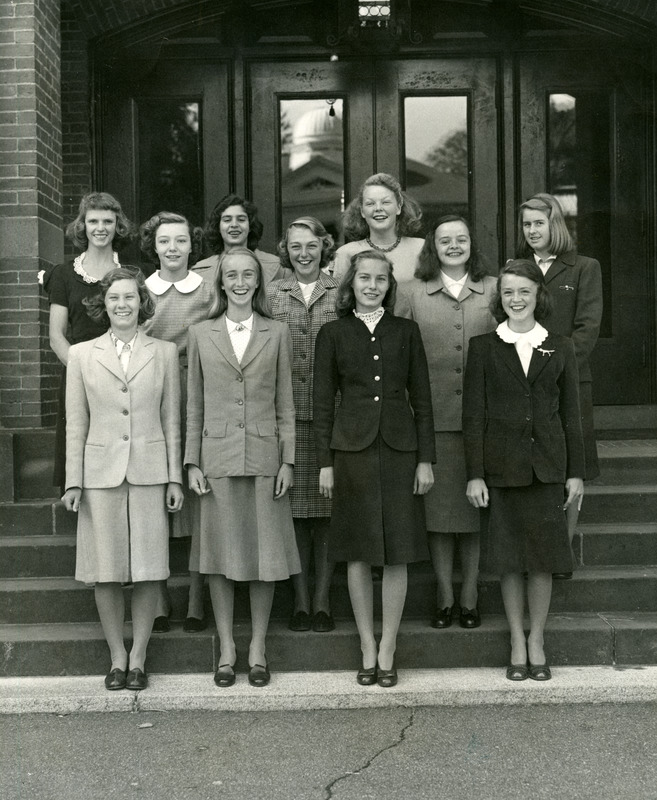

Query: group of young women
(48, 171), (601, 691)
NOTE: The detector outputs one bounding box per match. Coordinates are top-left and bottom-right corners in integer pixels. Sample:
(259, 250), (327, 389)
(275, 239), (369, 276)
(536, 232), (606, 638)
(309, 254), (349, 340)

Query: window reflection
(280, 98), (345, 241)
(404, 96), (469, 231)
(138, 101), (203, 226)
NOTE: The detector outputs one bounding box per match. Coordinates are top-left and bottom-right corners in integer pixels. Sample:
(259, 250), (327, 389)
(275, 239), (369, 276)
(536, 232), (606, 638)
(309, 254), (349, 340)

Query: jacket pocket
(203, 422), (228, 438)
(256, 421), (277, 437)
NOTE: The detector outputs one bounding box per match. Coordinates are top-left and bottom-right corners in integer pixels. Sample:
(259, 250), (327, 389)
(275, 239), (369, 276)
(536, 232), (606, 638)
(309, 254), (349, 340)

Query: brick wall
(0, 0), (63, 429)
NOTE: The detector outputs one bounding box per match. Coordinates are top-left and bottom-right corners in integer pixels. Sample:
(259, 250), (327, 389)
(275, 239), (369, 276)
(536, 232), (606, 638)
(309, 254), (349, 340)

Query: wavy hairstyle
(335, 249), (397, 317)
(516, 193), (574, 258)
(341, 173), (423, 242)
(277, 216), (336, 272)
(83, 266), (154, 328)
(139, 211), (204, 265)
(66, 192), (134, 251)
(490, 259), (553, 323)
(204, 194), (264, 255)
(208, 248), (272, 320)
(415, 214), (488, 282)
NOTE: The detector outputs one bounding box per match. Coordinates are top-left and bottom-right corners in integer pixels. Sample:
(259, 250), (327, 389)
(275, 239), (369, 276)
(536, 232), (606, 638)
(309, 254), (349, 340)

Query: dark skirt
(480, 477), (574, 575)
(329, 435), (428, 566)
(579, 381), (600, 480)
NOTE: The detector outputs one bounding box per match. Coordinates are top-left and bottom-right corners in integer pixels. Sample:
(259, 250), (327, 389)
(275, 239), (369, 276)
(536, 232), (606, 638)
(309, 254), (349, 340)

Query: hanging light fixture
(358, 1), (392, 28)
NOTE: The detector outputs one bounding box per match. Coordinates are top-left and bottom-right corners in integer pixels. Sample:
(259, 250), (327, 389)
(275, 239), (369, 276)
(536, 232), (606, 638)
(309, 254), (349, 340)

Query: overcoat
(313, 312), (435, 466)
(463, 330), (585, 487)
(185, 312), (295, 477)
(542, 251), (602, 382)
(65, 330), (182, 490)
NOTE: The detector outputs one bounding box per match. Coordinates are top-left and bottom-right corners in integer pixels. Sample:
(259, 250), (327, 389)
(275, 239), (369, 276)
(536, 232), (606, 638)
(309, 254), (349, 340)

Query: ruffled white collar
(496, 320), (548, 347)
(73, 251), (120, 284)
(145, 270), (203, 295)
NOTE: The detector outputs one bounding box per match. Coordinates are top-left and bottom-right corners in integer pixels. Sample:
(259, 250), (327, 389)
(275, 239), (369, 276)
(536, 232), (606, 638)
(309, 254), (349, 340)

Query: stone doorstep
(2, 665), (657, 715)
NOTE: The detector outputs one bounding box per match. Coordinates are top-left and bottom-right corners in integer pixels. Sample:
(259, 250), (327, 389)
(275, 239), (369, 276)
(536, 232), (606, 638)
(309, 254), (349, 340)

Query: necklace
(366, 234), (401, 253)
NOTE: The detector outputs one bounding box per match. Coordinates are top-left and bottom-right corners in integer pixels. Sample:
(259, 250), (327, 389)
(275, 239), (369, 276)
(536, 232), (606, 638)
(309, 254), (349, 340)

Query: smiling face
(500, 273), (538, 332)
(155, 222), (192, 275)
(85, 209), (117, 250)
(352, 257), (391, 314)
(435, 220), (471, 276)
(221, 253), (259, 314)
(287, 225), (322, 283)
(104, 278), (141, 335)
(522, 208), (551, 258)
(360, 185), (401, 237)
(220, 204), (250, 250)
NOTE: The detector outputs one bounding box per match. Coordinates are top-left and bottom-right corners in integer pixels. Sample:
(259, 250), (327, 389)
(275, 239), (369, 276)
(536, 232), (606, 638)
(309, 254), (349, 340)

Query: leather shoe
(104, 668), (126, 691)
(183, 616), (208, 632)
(432, 606), (453, 629)
(214, 662), (236, 688)
(152, 615), (170, 633)
(125, 667), (148, 690)
(552, 572), (573, 580)
(312, 611), (335, 633)
(377, 664), (398, 688)
(356, 666), (377, 686)
(506, 663), (529, 681)
(459, 607), (481, 629)
(288, 610), (311, 632)
(248, 661), (270, 687)
(528, 663), (552, 681)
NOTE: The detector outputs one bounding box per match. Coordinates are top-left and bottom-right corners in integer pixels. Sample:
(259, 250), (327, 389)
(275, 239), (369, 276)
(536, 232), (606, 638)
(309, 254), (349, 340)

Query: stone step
(2, 565), (656, 625)
(579, 485), (657, 523)
(575, 523), (657, 567)
(0, 500), (75, 537)
(592, 440), (657, 485)
(1, 613), (656, 677)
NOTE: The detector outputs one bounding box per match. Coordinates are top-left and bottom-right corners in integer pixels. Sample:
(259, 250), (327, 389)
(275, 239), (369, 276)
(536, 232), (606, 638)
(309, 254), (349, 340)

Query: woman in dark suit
(463, 260), (585, 682)
(517, 193), (602, 565)
(314, 250), (435, 687)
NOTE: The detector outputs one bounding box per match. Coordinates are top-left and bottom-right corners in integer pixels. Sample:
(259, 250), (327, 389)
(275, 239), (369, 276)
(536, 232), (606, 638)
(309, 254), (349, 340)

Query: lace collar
(354, 307), (385, 326)
(73, 251), (120, 284)
(145, 270), (202, 296)
(496, 320), (549, 347)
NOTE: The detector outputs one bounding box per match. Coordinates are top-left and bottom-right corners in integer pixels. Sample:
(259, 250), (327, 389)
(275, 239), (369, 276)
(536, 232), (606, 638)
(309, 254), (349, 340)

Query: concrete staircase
(1, 428), (656, 677)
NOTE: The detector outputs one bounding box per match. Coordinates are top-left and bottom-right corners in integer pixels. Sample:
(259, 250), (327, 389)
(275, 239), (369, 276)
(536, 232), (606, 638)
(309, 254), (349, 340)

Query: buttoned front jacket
(266, 272), (339, 421)
(313, 313), (435, 467)
(65, 330), (182, 490)
(463, 330), (585, 487)
(542, 251), (602, 382)
(395, 274), (497, 431)
(185, 312), (295, 477)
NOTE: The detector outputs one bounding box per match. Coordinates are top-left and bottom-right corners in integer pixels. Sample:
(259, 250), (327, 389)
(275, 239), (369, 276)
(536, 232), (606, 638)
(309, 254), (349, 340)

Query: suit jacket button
(203, 429), (208, 436)
(237, 376), (243, 382)
(122, 434), (129, 441)
(371, 336), (376, 342)
(456, 389), (462, 395)
(239, 423), (245, 428)
(526, 416), (531, 421)
(237, 399), (244, 405)
(374, 376), (380, 381)
(122, 409), (129, 415)
(121, 386), (128, 393)
(374, 396), (380, 402)
(373, 355), (379, 360)
(455, 345), (462, 351)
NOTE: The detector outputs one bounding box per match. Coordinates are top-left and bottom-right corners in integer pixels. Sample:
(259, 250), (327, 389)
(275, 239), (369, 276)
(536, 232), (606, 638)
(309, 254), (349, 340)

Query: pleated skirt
(197, 476), (301, 582)
(480, 477), (574, 575)
(425, 431), (480, 534)
(75, 481), (169, 584)
(329, 435), (428, 566)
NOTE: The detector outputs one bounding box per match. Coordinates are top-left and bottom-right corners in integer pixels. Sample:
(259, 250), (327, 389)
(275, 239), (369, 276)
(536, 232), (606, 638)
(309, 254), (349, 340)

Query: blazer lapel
(125, 331), (154, 382)
(239, 313), (271, 370)
(94, 331), (127, 384)
(527, 334), (558, 384)
(495, 336), (529, 388)
(209, 317), (243, 374)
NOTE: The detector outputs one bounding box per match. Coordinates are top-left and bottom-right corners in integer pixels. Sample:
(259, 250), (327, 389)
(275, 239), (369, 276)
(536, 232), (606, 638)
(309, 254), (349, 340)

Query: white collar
(73, 251), (120, 284)
(109, 330), (138, 353)
(533, 253), (556, 265)
(226, 314), (254, 334)
(440, 270), (468, 289)
(496, 320), (549, 347)
(145, 270), (203, 295)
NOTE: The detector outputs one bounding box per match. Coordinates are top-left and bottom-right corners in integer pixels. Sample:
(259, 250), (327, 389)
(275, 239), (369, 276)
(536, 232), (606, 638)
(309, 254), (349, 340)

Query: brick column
(0, 0), (63, 428)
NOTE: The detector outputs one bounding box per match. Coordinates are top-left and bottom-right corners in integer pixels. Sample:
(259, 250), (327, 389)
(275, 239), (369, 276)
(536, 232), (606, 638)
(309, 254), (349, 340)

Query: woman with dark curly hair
(332, 173), (424, 284)
(266, 217), (340, 634)
(396, 215), (496, 631)
(194, 193), (290, 286)
(140, 211), (215, 633)
(44, 192), (136, 491)
(314, 250), (435, 687)
(61, 267), (183, 691)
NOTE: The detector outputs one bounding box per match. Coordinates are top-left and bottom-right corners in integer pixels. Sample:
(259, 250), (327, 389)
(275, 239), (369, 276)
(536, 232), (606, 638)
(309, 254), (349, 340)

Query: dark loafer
(459, 607), (481, 629)
(152, 615), (170, 633)
(356, 666), (377, 686)
(506, 663), (529, 681)
(528, 663), (552, 681)
(183, 616), (208, 632)
(432, 606), (453, 629)
(214, 663), (236, 688)
(288, 610), (311, 631)
(104, 668), (126, 691)
(312, 611), (335, 633)
(248, 661), (270, 687)
(125, 667), (148, 690)
(377, 665), (398, 688)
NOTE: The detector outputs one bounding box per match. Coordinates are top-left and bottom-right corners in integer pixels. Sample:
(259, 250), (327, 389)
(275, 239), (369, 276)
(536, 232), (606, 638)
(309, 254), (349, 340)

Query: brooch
(559, 284), (575, 291)
(535, 347), (555, 357)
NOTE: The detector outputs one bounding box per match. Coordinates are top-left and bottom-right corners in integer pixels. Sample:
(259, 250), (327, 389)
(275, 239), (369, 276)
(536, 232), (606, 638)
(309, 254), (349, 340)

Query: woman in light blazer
(186, 248), (300, 688)
(61, 267), (183, 691)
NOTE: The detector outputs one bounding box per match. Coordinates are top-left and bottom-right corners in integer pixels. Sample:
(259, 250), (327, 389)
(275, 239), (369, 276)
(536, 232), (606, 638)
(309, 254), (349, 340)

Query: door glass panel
(548, 91), (611, 334)
(138, 100), (203, 226)
(404, 96), (469, 231)
(280, 98), (345, 240)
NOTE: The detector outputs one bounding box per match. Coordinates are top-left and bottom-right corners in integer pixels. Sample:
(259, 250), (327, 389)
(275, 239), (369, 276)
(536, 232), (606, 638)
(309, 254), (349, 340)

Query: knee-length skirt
(480, 477), (574, 575)
(198, 476), (300, 582)
(289, 419), (332, 519)
(75, 481), (170, 584)
(329, 435), (428, 566)
(425, 431), (480, 533)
